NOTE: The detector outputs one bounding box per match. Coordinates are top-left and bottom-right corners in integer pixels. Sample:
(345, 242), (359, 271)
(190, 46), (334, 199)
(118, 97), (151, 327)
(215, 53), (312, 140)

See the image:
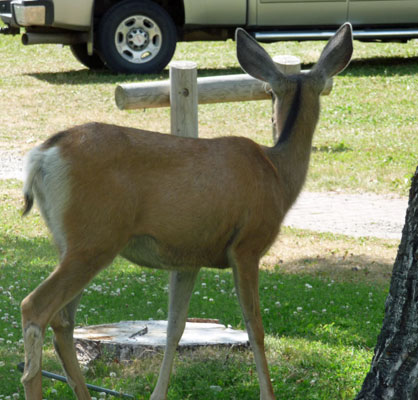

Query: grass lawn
(0, 29), (415, 399)
(0, 180), (398, 399)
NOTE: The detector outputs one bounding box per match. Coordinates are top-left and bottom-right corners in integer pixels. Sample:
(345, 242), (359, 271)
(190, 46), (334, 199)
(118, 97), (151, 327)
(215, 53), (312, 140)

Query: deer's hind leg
(49, 292), (91, 399)
(21, 249), (118, 400)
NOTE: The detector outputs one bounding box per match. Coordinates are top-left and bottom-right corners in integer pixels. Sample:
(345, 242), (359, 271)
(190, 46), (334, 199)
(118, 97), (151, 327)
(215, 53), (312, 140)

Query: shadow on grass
(26, 66), (243, 85)
(302, 55), (418, 77)
(26, 54), (418, 86)
(344, 55), (418, 76)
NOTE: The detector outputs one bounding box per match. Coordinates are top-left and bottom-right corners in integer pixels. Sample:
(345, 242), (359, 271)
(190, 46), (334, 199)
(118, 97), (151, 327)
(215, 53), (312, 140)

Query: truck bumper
(0, 1), (14, 25)
(0, 0), (53, 28)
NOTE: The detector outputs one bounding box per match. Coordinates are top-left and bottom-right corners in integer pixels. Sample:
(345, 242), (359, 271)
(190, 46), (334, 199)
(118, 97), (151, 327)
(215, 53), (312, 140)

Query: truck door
(348, 0), (418, 25)
(255, 0), (348, 27)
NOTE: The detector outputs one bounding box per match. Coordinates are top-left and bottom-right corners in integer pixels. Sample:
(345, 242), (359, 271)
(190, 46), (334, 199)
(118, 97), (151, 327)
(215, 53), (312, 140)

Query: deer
(20, 23), (353, 400)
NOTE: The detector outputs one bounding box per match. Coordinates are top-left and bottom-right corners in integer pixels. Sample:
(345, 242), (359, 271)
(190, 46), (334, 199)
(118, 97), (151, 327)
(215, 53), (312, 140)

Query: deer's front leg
(230, 251), (275, 400)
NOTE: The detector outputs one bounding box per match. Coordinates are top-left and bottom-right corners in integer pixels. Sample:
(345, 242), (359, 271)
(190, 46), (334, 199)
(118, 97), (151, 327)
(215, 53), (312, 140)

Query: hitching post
(169, 61), (198, 138)
(114, 57), (332, 142)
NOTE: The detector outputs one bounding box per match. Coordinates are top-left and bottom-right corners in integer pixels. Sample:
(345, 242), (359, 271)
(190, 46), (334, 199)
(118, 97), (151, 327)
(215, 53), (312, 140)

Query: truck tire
(70, 43), (106, 70)
(97, 0), (177, 74)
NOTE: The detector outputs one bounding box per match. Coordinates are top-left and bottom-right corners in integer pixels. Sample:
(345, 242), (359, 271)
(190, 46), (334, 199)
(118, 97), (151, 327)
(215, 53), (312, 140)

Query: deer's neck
(265, 81), (321, 211)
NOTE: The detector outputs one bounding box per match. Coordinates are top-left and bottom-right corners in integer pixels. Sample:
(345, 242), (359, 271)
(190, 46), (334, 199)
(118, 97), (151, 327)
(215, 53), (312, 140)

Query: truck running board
(255, 28), (418, 42)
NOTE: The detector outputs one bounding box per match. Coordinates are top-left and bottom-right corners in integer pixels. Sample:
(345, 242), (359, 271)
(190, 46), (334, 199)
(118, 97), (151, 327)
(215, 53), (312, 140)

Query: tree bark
(356, 165), (418, 400)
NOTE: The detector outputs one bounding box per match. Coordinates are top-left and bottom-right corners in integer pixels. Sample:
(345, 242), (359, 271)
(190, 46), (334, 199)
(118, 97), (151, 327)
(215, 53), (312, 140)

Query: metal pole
(17, 363), (135, 399)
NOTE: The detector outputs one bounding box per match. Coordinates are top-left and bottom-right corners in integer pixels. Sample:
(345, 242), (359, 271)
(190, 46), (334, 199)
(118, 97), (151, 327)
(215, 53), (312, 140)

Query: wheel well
(93, 0), (184, 26)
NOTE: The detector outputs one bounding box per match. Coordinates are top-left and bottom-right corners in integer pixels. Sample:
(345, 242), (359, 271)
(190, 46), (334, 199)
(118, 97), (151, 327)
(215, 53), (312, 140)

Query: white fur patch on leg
(21, 324), (43, 384)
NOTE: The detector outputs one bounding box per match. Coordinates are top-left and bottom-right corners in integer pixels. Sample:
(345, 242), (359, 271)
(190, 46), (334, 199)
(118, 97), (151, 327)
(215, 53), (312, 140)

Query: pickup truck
(1, 0), (418, 74)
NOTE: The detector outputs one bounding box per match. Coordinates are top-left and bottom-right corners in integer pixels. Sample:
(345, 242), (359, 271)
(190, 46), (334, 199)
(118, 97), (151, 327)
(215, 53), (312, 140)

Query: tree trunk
(356, 165), (418, 400)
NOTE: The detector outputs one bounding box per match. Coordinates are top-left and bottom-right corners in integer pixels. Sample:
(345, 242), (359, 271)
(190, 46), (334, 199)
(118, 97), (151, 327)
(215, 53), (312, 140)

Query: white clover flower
(109, 372), (116, 378)
(297, 307), (303, 312)
(305, 283), (313, 289)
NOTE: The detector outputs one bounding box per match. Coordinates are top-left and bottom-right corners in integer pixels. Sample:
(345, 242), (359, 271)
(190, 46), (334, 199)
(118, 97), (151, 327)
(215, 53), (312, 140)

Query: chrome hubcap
(115, 15), (162, 64)
(128, 28), (148, 49)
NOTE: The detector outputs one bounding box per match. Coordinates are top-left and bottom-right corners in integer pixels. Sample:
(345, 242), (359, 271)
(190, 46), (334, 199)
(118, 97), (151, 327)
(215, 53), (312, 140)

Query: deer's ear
(312, 23), (353, 79)
(236, 28), (284, 84)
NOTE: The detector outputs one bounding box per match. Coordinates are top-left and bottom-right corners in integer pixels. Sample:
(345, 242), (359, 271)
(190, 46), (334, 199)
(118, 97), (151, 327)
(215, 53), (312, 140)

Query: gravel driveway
(284, 191), (407, 240)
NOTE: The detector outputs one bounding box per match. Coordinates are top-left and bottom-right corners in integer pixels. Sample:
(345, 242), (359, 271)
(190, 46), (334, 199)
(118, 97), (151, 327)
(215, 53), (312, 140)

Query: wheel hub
(127, 28), (149, 50)
(114, 14), (164, 65)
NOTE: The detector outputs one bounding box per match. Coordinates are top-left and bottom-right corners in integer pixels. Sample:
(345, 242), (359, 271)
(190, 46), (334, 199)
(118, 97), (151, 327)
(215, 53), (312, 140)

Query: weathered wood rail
(114, 55), (332, 139)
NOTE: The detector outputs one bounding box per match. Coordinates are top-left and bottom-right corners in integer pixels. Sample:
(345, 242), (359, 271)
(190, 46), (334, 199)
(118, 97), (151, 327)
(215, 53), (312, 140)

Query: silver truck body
(2, 0), (418, 73)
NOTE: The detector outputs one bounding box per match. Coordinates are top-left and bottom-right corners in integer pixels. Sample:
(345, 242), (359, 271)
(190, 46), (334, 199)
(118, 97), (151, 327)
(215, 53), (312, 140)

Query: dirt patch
(262, 229), (398, 287)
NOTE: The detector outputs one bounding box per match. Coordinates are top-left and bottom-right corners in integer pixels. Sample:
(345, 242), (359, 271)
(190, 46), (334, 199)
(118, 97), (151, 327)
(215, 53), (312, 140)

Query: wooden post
(169, 61), (198, 138)
(273, 55), (301, 75)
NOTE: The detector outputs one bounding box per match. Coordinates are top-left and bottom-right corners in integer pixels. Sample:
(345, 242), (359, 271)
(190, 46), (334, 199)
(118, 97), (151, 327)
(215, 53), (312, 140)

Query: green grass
(0, 32), (417, 194)
(0, 181), (393, 399)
